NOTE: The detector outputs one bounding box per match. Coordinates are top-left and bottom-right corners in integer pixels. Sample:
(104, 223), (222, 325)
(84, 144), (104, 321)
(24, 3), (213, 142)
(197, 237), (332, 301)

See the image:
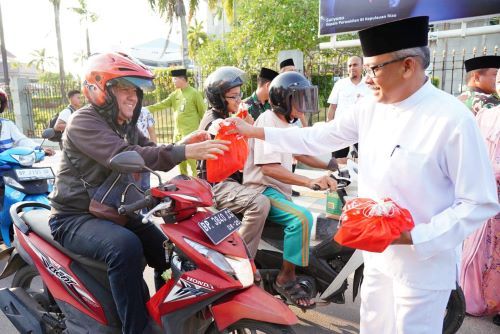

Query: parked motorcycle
(0, 151), (297, 334)
(0, 130), (54, 247)
(254, 165), (466, 334)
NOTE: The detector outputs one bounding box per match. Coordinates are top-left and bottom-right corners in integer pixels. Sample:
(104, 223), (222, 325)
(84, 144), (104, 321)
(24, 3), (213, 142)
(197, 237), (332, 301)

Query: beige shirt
(243, 109), (293, 198)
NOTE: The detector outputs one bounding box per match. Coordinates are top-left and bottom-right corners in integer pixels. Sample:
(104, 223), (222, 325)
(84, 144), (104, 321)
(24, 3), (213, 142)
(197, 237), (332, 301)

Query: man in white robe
(230, 16), (499, 334)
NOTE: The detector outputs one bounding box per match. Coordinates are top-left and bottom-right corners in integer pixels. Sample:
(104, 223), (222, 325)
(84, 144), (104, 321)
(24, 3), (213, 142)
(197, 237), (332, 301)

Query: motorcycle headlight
(10, 153), (36, 167)
(184, 238), (253, 287)
(184, 238), (235, 275)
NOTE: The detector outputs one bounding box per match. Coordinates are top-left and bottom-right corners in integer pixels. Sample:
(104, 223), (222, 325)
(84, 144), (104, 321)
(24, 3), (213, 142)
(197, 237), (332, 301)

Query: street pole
(0, 3), (10, 86)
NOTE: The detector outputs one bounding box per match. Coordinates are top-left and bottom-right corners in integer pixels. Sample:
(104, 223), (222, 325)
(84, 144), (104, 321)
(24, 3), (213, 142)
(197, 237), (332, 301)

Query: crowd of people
(1, 14), (497, 334)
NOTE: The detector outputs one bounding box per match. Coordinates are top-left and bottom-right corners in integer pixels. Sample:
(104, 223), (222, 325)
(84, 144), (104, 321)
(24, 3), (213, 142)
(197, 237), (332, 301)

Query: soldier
(279, 58), (296, 73)
(457, 55), (500, 115)
(147, 68), (206, 175)
(243, 67), (279, 120)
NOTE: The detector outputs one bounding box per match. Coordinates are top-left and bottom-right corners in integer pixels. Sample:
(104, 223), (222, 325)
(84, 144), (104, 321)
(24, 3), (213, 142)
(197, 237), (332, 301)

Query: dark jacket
(196, 108), (242, 184)
(49, 104), (185, 214)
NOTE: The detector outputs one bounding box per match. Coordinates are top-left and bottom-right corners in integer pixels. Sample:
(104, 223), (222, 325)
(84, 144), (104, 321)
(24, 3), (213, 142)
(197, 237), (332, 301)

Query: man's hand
(43, 147), (56, 156)
(308, 175), (337, 191)
(226, 117), (264, 139)
(392, 231), (413, 245)
(185, 140), (230, 160)
(179, 130), (211, 145)
(244, 113), (254, 125)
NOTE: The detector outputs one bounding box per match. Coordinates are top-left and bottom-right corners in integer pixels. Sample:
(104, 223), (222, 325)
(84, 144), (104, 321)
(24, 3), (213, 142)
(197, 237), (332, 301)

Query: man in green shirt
(243, 67), (279, 120)
(147, 68), (206, 175)
(457, 55), (499, 115)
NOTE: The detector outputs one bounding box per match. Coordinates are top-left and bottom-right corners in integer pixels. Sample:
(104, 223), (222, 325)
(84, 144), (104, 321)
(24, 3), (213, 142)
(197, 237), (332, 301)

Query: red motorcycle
(0, 151), (297, 334)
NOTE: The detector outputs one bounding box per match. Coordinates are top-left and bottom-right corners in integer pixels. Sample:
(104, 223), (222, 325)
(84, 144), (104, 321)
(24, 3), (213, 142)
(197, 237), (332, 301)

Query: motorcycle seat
(21, 209), (107, 272)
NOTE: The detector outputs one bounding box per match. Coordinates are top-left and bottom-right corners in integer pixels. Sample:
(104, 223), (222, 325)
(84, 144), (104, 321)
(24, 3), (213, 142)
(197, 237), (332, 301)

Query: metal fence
(18, 46), (498, 142)
(22, 81), (82, 137)
(428, 46), (498, 95)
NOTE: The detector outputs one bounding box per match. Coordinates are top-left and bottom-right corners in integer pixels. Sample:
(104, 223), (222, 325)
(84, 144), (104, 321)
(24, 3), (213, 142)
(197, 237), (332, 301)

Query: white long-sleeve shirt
(264, 80), (499, 290)
(0, 118), (39, 152)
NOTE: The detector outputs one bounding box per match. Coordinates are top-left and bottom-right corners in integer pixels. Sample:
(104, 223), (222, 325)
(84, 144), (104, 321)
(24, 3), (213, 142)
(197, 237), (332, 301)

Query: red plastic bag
(334, 198), (414, 252)
(206, 121), (248, 183)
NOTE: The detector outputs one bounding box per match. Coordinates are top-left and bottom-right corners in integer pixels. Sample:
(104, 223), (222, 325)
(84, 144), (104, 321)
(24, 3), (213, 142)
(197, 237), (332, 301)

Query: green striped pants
(263, 187), (313, 267)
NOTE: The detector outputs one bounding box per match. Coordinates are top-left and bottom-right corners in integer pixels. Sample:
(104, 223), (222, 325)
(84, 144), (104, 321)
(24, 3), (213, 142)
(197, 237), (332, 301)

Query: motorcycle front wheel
(206, 319), (296, 334)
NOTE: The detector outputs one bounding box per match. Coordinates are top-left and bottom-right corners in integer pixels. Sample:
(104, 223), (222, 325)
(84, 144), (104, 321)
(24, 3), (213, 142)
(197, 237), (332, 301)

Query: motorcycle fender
(211, 285), (297, 331)
(24, 194), (50, 204)
(0, 248), (27, 279)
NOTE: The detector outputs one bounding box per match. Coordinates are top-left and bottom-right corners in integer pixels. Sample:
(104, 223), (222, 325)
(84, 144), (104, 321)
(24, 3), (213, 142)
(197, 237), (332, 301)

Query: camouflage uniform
(457, 87), (499, 115)
(243, 92), (271, 120)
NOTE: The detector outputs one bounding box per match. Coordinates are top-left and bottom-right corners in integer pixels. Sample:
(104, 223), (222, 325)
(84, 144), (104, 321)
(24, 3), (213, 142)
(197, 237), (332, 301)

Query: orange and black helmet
(82, 52), (154, 108)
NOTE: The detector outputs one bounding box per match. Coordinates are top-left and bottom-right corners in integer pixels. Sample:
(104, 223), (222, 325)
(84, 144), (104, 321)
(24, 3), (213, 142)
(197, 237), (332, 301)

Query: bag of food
(206, 121), (248, 183)
(334, 198), (414, 252)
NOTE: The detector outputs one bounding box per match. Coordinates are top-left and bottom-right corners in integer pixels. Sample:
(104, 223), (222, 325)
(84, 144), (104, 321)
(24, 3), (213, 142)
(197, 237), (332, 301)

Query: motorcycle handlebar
(118, 195), (155, 215)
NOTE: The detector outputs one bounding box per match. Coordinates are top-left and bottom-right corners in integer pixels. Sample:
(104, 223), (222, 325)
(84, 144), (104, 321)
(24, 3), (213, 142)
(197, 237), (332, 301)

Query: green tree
(48, 0), (66, 103)
(195, 0), (329, 73)
(73, 49), (88, 67)
(148, 0), (190, 66)
(187, 19), (208, 59)
(147, 0), (235, 66)
(28, 48), (56, 72)
(69, 0), (98, 57)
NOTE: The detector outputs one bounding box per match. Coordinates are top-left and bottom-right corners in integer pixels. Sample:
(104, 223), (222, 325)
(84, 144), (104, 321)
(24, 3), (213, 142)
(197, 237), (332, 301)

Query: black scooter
(254, 168), (466, 334)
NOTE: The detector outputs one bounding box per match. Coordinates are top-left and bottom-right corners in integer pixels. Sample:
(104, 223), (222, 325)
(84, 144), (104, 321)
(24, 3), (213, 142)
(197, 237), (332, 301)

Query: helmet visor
(290, 85), (318, 113)
(110, 76), (155, 92)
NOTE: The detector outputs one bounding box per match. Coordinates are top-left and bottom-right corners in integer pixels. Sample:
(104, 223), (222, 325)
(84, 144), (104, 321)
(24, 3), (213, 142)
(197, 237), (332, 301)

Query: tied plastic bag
(206, 120), (248, 183)
(236, 103), (249, 119)
(334, 197), (414, 252)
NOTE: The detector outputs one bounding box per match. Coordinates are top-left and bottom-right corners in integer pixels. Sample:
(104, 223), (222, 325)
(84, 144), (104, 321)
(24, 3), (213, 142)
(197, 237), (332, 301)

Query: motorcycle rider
(243, 71), (337, 309)
(196, 66), (271, 262)
(0, 88), (55, 156)
(48, 52), (229, 333)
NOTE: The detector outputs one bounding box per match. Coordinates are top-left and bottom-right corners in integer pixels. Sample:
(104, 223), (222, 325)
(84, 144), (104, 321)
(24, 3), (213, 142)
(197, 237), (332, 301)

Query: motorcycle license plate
(198, 208), (242, 245)
(15, 167), (54, 181)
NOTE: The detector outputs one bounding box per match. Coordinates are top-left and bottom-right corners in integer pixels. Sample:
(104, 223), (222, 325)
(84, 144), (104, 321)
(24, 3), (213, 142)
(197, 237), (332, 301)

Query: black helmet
(0, 88), (7, 113)
(204, 66), (245, 112)
(269, 72), (318, 120)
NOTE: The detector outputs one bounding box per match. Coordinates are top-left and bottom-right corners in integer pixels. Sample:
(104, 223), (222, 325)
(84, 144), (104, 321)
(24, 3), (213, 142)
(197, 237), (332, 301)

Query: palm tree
(69, 0), (98, 57)
(49, 0), (66, 102)
(28, 48), (56, 72)
(147, 0), (235, 66)
(187, 19), (207, 59)
(73, 49), (88, 67)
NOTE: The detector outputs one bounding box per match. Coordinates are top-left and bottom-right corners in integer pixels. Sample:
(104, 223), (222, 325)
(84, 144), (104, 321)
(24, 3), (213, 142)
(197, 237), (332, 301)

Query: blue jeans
(49, 214), (167, 334)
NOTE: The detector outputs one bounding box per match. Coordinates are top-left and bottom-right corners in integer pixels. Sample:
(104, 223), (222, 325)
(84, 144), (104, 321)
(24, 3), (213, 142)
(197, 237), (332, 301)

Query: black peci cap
(171, 68), (187, 77)
(464, 56), (500, 72)
(358, 16), (429, 57)
(279, 58), (295, 69)
(259, 67), (279, 81)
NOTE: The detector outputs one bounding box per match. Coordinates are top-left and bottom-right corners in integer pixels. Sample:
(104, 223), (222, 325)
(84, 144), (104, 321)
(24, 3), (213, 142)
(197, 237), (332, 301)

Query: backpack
(48, 105), (75, 142)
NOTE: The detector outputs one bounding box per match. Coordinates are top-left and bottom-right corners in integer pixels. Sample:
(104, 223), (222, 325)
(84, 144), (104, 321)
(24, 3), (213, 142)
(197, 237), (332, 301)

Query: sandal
(273, 279), (316, 310)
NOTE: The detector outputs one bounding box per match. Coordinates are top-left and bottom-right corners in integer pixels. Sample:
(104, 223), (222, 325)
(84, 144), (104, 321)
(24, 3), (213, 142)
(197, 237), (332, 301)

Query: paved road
(0, 152), (497, 333)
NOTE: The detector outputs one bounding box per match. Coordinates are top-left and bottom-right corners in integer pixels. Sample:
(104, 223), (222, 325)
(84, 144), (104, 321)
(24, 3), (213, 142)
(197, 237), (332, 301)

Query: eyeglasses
(224, 92), (243, 101)
(363, 55), (417, 78)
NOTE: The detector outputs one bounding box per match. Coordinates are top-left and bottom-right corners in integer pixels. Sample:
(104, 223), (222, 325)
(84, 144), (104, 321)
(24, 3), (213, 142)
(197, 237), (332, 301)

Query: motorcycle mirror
(109, 151), (145, 173)
(42, 128), (56, 139)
